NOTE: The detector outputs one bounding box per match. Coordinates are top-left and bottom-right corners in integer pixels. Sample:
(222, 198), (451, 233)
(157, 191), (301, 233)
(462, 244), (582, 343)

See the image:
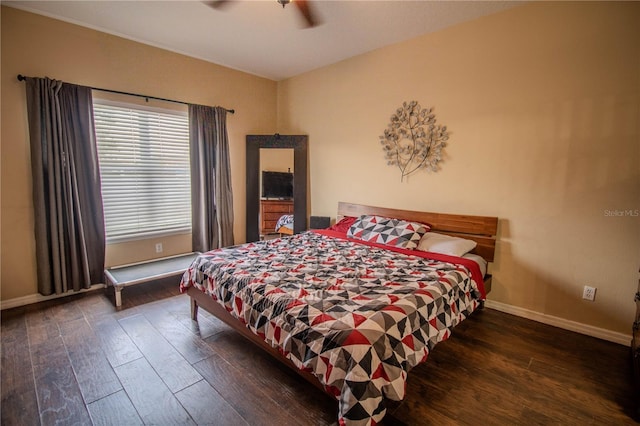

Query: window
(93, 100), (191, 242)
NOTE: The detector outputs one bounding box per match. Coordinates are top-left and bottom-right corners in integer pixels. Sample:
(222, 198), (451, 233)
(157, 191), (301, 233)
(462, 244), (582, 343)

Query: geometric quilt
(180, 230), (482, 426)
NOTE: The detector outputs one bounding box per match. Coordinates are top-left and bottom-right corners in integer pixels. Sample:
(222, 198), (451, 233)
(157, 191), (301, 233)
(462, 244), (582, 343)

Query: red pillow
(328, 216), (357, 233)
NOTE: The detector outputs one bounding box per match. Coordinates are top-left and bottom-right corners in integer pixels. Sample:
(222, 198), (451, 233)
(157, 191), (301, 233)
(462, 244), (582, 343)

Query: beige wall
(277, 2), (640, 335)
(259, 148), (294, 174)
(1, 6), (277, 300)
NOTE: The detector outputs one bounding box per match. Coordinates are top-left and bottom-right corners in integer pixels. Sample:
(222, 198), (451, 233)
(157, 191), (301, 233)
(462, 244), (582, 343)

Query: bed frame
(186, 202), (498, 401)
(276, 226), (294, 236)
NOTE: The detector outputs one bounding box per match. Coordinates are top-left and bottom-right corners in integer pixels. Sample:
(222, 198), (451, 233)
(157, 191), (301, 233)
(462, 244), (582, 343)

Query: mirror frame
(246, 134), (308, 242)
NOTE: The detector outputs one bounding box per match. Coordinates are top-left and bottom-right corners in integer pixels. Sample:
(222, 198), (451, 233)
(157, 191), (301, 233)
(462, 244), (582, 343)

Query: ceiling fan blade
(204, 1), (232, 10)
(294, 0), (319, 28)
(207, 0), (320, 28)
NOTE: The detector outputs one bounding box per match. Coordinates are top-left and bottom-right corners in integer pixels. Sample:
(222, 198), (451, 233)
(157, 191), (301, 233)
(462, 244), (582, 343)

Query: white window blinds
(93, 101), (191, 241)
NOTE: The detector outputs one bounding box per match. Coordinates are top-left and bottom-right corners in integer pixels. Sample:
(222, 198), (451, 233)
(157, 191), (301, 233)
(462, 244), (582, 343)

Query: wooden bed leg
(190, 297), (199, 321)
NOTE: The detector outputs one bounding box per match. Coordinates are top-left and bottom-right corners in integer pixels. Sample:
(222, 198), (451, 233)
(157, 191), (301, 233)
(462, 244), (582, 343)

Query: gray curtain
(189, 105), (234, 252)
(25, 77), (105, 296)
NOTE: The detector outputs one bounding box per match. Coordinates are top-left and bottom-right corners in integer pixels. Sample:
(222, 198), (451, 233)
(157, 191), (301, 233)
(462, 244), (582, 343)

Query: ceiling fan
(206, 0), (320, 28)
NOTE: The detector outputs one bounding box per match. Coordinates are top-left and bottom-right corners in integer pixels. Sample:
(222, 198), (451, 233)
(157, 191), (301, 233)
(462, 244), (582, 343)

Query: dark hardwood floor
(2, 278), (638, 425)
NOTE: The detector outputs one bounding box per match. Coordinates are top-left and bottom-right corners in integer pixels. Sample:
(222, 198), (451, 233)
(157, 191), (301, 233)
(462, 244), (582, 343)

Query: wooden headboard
(337, 202), (499, 262)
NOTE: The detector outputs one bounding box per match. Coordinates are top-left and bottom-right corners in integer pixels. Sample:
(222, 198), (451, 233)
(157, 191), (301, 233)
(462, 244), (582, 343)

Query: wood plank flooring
(1, 277), (638, 425)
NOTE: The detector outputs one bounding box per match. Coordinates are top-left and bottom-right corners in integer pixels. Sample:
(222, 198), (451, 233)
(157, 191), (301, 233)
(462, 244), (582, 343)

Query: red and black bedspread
(180, 230), (484, 426)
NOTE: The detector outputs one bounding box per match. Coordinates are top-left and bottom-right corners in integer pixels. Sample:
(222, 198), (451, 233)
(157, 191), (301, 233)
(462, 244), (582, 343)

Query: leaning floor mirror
(245, 134), (308, 243)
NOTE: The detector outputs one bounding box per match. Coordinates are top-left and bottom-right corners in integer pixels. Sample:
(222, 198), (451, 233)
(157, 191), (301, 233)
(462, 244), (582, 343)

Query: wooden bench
(104, 252), (200, 307)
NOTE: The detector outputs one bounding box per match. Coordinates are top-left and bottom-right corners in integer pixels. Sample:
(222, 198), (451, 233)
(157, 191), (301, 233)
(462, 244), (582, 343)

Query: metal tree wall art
(379, 101), (450, 181)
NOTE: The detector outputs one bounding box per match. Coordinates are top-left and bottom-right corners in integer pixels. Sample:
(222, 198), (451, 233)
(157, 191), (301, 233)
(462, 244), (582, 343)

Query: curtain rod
(17, 74), (235, 114)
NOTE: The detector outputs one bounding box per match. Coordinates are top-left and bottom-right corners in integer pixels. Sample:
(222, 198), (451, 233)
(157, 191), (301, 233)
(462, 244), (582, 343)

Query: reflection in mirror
(246, 134), (307, 243)
(259, 149), (294, 238)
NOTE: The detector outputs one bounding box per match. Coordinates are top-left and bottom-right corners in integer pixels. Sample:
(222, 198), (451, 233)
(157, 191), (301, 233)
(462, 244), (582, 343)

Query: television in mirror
(262, 171), (293, 199)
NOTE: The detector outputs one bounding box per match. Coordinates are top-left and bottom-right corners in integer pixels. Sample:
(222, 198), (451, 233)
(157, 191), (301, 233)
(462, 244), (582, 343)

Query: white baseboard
(0, 283), (106, 310)
(484, 300), (632, 347)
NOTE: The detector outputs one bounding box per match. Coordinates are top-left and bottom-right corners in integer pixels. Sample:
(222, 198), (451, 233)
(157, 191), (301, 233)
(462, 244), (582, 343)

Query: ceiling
(5, 0), (521, 81)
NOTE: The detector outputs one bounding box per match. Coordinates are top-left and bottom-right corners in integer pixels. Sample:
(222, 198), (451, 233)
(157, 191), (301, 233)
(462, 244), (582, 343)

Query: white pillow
(416, 232), (477, 257)
(462, 253), (488, 277)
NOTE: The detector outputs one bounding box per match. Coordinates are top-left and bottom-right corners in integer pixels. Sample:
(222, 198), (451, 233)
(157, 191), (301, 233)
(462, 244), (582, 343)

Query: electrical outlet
(582, 285), (596, 301)
(155, 243), (163, 253)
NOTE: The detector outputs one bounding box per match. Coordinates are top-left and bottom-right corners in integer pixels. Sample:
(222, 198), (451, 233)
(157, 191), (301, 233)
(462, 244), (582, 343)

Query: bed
(180, 202), (498, 425)
(275, 213), (294, 235)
